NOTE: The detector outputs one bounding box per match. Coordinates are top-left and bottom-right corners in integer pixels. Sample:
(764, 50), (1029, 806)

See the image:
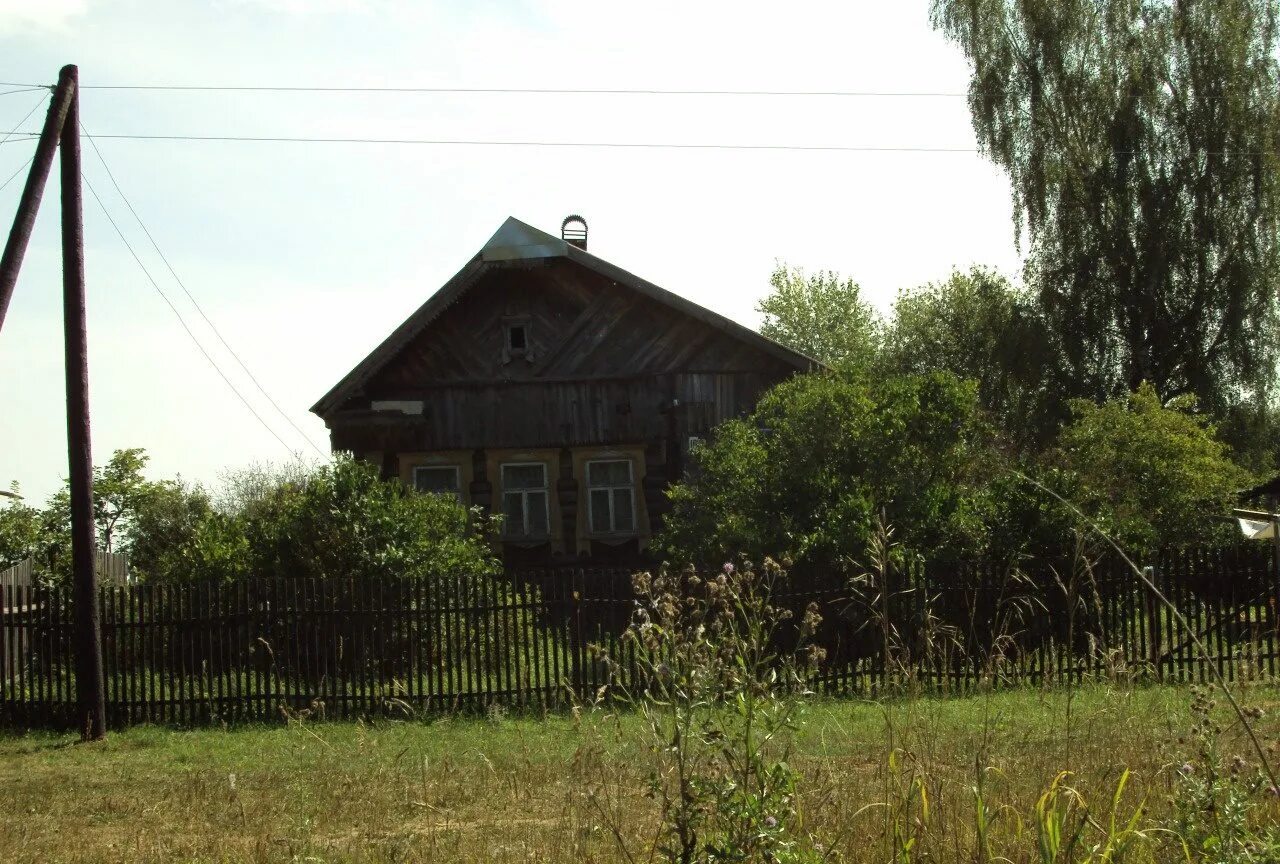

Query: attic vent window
(506, 323), (528, 353)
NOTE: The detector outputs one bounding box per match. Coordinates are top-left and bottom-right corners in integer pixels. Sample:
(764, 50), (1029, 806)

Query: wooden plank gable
(362, 258), (796, 395)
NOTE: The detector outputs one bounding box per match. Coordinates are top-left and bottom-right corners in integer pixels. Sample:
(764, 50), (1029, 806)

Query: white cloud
(216, 0), (368, 14)
(0, 0), (89, 34)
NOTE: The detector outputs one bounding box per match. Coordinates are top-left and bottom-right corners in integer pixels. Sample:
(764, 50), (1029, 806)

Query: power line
(0, 156), (33, 195)
(8, 131), (1273, 158)
(0, 80), (968, 97)
(0, 87), (49, 98)
(82, 170), (306, 462)
(2, 131), (979, 153)
(0, 95), (47, 148)
(80, 123), (328, 457)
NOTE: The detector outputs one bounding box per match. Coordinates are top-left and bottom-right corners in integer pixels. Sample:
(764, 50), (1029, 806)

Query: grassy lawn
(1, 683), (1277, 862)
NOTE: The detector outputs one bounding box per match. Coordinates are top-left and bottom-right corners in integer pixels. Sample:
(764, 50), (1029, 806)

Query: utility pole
(59, 65), (105, 740)
(0, 70), (77, 331)
(0, 64), (105, 740)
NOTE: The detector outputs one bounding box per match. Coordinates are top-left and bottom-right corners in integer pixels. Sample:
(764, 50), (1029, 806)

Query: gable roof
(311, 217), (818, 416)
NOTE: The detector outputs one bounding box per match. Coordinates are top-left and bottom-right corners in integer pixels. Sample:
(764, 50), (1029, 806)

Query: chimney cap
(561, 214), (588, 250)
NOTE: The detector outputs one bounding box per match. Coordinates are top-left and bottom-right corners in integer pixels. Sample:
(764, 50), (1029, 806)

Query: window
(413, 466), (462, 502)
(587, 459), (636, 535)
(501, 462), (549, 538)
(506, 323), (528, 353)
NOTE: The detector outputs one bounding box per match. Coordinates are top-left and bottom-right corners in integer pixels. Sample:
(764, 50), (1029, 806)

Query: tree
(884, 266), (1066, 448)
(756, 264), (880, 370)
(0, 486), (44, 569)
(124, 479), (239, 583)
(93, 448), (156, 553)
(933, 0), (1280, 412)
(659, 371), (995, 573)
(1048, 383), (1252, 553)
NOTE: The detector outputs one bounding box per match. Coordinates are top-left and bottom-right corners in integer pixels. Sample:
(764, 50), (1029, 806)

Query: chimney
(561, 214), (588, 250)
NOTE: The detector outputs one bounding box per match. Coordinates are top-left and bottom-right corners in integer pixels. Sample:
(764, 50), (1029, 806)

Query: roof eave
(561, 243), (821, 372)
(309, 254), (487, 417)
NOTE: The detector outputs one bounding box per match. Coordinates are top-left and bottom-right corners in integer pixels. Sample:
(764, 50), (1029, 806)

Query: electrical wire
(2, 131), (979, 153)
(82, 170), (306, 462)
(0, 87), (49, 98)
(6, 131), (1271, 158)
(0, 80), (968, 97)
(80, 123), (329, 457)
(0, 95), (48, 148)
(0, 155), (33, 195)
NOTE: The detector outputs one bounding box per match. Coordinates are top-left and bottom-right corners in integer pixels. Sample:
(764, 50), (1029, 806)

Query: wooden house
(312, 216), (815, 566)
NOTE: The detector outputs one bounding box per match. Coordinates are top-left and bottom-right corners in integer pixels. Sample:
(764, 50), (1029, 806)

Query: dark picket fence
(0, 546), (1277, 729)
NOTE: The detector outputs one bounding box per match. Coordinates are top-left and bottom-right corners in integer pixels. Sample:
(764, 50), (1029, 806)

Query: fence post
(571, 569), (586, 701)
(1145, 563), (1162, 682)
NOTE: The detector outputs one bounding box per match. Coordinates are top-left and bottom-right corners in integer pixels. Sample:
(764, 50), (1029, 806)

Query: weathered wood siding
(321, 254), (805, 563)
(328, 257), (797, 454)
(354, 260), (795, 391)
(329, 372), (779, 453)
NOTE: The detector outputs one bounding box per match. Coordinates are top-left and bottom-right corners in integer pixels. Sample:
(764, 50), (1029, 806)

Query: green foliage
(8, 450), (498, 586)
(1171, 686), (1280, 863)
(595, 559), (825, 864)
(124, 479), (241, 584)
(1031, 770), (1151, 862)
(93, 447), (154, 553)
(884, 267), (1066, 449)
(660, 372), (994, 574)
(756, 264), (880, 371)
(143, 455), (500, 584)
(0, 485), (45, 569)
(932, 0), (1280, 412)
(1048, 384), (1252, 554)
(1216, 399), (1280, 476)
(7, 449), (167, 583)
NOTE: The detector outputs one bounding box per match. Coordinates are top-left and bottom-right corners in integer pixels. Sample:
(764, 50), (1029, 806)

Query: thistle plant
(1171, 685), (1280, 864)
(599, 558), (825, 864)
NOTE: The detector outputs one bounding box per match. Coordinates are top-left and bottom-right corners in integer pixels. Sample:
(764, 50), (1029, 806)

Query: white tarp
(1237, 517), (1276, 540)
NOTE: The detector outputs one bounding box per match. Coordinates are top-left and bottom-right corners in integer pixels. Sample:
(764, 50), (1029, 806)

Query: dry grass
(0, 683), (1277, 862)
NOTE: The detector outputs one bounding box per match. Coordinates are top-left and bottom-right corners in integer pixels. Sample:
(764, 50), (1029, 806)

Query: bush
(146, 454), (501, 584)
(659, 371), (996, 575)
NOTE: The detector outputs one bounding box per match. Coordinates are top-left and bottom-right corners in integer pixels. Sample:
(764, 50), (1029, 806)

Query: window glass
(502, 463), (545, 490)
(413, 466), (461, 502)
(589, 489), (611, 533)
(414, 466), (459, 493)
(612, 489), (635, 531)
(502, 463), (549, 538)
(527, 491), (549, 536)
(502, 492), (525, 531)
(588, 460), (631, 486)
(587, 459), (636, 534)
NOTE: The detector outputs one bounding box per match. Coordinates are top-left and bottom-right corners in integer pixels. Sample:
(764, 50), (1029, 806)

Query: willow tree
(933, 0), (1280, 412)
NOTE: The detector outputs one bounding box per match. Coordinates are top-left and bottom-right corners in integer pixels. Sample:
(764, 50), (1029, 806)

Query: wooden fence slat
(3, 546), (1279, 731)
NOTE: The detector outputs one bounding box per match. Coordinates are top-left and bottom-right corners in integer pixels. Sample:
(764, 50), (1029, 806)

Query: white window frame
(412, 465), (462, 503)
(500, 461), (550, 538)
(586, 458), (637, 536)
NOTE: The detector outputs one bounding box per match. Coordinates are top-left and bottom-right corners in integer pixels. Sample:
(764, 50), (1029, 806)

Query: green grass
(1, 683), (1277, 862)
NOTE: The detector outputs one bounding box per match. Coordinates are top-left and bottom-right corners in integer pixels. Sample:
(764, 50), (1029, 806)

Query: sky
(0, 0), (1023, 504)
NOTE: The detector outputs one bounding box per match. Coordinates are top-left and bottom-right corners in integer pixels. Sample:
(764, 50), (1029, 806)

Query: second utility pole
(58, 64), (105, 741)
